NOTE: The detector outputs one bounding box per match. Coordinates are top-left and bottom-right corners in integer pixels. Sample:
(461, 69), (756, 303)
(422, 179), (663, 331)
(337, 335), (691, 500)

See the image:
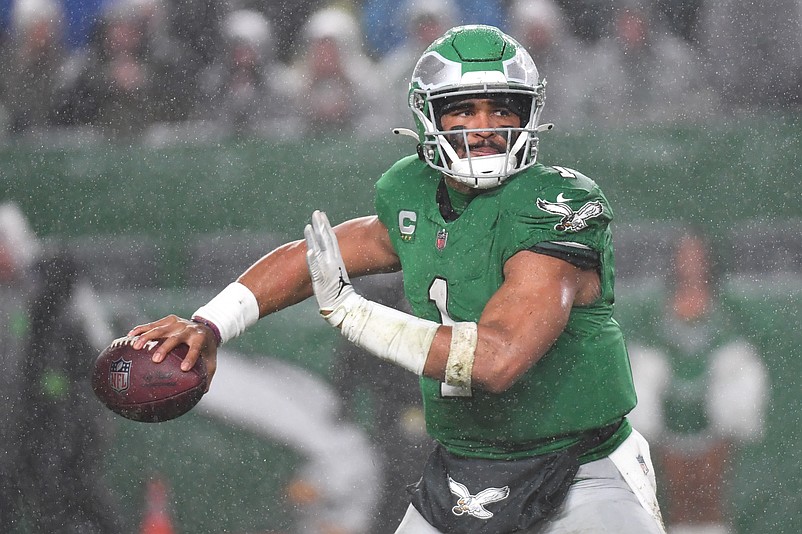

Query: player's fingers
(133, 326), (169, 350)
(131, 323), (178, 352)
(304, 226), (322, 280)
(315, 210), (331, 234)
(178, 320), (218, 371)
(127, 315), (178, 340)
(312, 210), (332, 254)
(311, 209), (326, 228)
(152, 334), (185, 364)
(127, 324), (149, 337)
(181, 338), (203, 372)
(315, 212), (346, 275)
(303, 223), (317, 255)
(306, 249), (319, 281)
(322, 215), (338, 257)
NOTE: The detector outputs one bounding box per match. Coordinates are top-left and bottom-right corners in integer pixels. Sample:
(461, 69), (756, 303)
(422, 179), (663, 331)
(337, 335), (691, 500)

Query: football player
(131, 25), (666, 533)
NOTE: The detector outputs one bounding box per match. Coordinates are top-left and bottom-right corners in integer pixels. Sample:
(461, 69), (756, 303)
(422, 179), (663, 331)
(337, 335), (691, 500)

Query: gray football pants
(394, 431), (666, 534)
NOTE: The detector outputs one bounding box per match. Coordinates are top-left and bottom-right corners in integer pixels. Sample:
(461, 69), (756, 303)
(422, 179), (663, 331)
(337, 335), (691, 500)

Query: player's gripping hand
(304, 210), (362, 327)
(127, 315), (218, 391)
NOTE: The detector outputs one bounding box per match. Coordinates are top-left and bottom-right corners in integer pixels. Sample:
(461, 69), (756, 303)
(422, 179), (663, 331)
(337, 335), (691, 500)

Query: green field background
(2, 116), (800, 532)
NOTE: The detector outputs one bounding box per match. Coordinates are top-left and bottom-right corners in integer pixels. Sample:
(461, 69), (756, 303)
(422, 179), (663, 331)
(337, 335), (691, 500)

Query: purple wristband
(191, 316), (222, 346)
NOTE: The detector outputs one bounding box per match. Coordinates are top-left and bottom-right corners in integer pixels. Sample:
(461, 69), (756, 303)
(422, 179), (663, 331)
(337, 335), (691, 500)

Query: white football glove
(304, 210), (439, 376)
(304, 210), (361, 327)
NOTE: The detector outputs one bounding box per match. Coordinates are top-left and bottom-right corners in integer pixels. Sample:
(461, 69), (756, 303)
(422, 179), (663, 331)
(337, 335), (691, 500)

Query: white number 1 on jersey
(429, 278), (473, 398)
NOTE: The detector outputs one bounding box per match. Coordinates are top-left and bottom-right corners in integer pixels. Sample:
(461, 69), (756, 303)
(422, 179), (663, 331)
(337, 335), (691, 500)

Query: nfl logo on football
(109, 357), (132, 393)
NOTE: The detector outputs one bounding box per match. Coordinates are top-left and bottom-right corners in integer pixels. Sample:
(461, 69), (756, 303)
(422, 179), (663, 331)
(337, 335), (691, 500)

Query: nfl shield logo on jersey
(109, 357), (132, 393)
(436, 229), (448, 251)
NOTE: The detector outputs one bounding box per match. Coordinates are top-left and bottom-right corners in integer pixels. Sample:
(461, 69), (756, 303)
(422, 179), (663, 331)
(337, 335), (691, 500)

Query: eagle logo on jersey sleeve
(536, 194), (603, 232)
(448, 476), (510, 519)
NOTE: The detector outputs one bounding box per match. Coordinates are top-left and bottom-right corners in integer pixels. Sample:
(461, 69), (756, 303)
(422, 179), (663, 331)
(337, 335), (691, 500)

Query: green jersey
(375, 156), (636, 460)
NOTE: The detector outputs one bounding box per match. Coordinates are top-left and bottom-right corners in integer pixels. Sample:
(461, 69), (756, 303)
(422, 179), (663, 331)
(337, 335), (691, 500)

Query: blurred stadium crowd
(0, 0), (800, 145)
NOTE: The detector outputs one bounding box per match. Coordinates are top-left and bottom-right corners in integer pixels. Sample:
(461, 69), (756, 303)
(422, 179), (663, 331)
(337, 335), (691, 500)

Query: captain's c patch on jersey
(536, 196), (603, 232)
(398, 210), (417, 241)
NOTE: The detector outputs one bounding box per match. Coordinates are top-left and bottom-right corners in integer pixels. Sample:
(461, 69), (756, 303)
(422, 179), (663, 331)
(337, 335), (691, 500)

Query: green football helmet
(408, 25), (547, 189)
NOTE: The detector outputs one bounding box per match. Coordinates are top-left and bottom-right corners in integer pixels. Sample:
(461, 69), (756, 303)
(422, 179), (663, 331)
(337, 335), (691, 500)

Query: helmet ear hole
(416, 143), (426, 161)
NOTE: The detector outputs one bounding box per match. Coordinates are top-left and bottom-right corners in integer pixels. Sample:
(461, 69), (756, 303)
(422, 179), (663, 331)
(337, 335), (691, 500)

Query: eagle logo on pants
(448, 476), (510, 519)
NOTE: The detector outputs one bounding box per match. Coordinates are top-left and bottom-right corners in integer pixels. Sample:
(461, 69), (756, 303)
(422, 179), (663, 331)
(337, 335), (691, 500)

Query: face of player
(438, 98), (523, 159)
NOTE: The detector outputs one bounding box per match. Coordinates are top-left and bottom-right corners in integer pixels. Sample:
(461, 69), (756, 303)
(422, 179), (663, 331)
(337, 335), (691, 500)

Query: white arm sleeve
(339, 296), (439, 375)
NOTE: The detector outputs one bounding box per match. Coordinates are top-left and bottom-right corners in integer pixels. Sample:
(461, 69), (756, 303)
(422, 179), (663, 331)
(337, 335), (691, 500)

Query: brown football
(91, 336), (207, 422)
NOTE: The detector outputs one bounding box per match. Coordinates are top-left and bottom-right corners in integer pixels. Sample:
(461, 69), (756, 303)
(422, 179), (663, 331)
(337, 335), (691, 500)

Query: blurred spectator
(507, 0), (589, 130)
(237, 0), (325, 64)
(0, 203), (120, 532)
(2, 0), (73, 135)
(0, 201), (40, 531)
(62, 0), (106, 49)
(331, 273), (434, 532)
(16, 248), (123, 533)
(137, 0), (200, 123)
(554, 0), (613, 43)
(195, 8), (299, 140)
(166, 0), (225, 75)
(698, 0), (802, 111)
(627, 228), (769, 534)
(58, 0), (173, 139)
(655, 0), (704, 44)
(284, 6), (383, 138)
(361, 0), (506, 59)
(577, 1), (719, 127)
(378, 0), (458, 129)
